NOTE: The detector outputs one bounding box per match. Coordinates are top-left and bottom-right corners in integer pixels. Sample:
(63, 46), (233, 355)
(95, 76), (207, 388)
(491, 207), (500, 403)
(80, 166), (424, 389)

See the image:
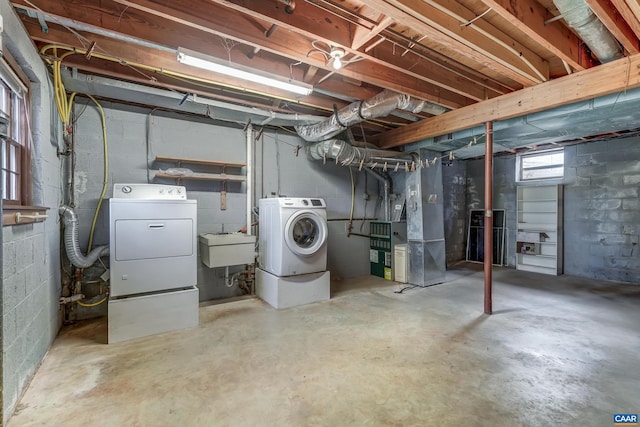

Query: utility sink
(199, 233), (256, 268)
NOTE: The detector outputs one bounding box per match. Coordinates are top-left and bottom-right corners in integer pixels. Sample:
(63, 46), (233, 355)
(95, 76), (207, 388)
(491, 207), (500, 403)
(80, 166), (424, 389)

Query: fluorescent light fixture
(177, 47), (313, 96)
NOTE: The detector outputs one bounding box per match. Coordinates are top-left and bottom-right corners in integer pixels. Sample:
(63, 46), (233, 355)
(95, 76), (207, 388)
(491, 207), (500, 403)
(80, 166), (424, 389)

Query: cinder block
(623, 199), (640, 210)
(609, 210), (640, 223)
(570, 155), (595, 168)
(594, 223), (623, 234)
(576, 164), (607, 177)
(577, 140), (607, 155)
(15, 236), (35, 270)
(623, 175), (640, 185)
(612, 160), (640, 173)
(588, 243), (632, 257)
(590, 176), (623, 187)
(3, 310), (17, 348)
(3, 240), (16, 277)
(25, 264), (42, 297)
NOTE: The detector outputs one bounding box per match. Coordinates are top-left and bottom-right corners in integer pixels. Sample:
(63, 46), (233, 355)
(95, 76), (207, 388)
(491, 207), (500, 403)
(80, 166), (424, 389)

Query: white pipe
(246, 123), (253, 236)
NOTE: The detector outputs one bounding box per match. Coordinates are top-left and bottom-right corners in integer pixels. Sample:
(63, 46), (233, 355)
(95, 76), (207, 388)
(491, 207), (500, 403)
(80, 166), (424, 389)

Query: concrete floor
(8, 264), (640, 426)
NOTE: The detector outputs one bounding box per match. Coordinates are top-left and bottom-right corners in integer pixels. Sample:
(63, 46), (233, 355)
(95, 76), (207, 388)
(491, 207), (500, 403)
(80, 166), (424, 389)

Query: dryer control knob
(121, 185), (132, 194)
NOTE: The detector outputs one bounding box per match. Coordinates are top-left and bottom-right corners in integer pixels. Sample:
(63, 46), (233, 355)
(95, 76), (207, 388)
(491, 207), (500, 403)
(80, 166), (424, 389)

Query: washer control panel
(113, 183), (187, 200)
(279, 197), (326, 208)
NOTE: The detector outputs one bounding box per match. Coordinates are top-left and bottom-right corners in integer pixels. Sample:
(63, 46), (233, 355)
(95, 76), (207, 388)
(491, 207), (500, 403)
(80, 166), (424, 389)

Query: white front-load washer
(258, 197), (328, 276)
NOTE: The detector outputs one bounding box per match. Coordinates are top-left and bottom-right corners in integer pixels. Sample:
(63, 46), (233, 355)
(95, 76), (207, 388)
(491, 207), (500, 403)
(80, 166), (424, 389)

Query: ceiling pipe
(553, 0), (623, 63)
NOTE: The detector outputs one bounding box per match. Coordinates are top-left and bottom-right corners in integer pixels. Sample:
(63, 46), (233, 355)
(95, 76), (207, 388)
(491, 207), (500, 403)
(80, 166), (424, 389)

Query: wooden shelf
(153, 155), (246, 188)
(155, 156), (245, 169)
(155, 172), (246, 182)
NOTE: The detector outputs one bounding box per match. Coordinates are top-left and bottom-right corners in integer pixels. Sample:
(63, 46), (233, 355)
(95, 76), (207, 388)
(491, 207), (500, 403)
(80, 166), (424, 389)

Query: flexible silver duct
(59, 206), (110, 268)
(554, 0), (623, 63)
(306, 139), (416, 167)
(296, 90), (427, 142)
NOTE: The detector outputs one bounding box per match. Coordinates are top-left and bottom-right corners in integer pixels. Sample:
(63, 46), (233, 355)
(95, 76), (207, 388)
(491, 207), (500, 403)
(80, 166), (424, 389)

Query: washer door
(284, 210), (327, 257)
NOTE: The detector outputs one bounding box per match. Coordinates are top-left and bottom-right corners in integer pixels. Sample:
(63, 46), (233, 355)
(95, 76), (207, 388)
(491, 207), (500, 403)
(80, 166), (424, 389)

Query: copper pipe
(484, 121), (493, 315)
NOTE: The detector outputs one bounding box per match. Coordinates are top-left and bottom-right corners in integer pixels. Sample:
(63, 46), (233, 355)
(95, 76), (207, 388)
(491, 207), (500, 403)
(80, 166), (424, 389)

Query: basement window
(516, 148), (564, 182)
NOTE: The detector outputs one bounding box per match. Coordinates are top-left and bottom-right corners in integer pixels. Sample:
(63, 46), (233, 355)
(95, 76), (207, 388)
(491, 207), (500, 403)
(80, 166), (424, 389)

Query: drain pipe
(553, 0), (623, 63)
(365, 169), (392, 222)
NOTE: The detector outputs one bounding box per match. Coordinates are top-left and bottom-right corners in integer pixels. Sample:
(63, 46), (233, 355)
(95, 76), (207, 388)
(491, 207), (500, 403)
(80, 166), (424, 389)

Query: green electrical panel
(370, 221), (406, 280)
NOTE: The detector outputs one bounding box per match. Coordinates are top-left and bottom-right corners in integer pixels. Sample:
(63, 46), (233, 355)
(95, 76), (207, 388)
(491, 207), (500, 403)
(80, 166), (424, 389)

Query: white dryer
(258, 197), (328, 276)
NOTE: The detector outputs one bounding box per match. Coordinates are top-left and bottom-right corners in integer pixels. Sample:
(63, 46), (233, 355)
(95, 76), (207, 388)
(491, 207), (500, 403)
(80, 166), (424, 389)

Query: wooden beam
(611, 0), (640, 39)
(584, 0), (639, 54)
(375, 53), (640, 148)
(351, 15), (393, 51)
(477, 0), (593, 71)
(623, 0), (640, 25)
(386, 0), (549, 83)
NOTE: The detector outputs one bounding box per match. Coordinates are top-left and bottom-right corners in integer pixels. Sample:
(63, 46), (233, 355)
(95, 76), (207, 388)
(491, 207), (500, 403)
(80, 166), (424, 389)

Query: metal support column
(484, 121), (493, 315)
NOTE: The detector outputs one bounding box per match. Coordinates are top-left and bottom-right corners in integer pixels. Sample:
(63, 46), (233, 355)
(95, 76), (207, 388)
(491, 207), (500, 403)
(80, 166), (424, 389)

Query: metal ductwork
(554, 0), (623, 63)
(296, 90), (428, 143)
(306, 139), (416, 167)
(59, 206), (110, 268)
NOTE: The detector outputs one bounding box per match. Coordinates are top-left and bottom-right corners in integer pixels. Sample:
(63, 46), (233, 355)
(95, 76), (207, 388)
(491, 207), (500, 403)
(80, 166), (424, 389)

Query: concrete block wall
(564, 137), (640, 283)
(1, 2), (63, 421)
(72, 105), (391, 302)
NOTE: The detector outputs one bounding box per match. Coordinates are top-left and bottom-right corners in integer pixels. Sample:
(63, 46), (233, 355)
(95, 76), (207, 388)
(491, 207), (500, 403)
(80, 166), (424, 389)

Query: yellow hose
(85, 95), (109, 252)
(76, 294), (108, 307)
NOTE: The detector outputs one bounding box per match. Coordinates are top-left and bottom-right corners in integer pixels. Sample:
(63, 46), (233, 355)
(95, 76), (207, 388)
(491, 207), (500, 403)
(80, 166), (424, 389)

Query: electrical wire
(394, 282), (443, 294)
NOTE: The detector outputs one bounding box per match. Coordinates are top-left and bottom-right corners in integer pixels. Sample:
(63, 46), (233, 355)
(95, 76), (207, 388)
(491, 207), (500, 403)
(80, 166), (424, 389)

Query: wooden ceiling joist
(384, 0), (549, 83)
(375, 53), (640, 148)
(351, 15), (394, 51)
(610, 0), (640, 39)
(477, 0), (593, 71)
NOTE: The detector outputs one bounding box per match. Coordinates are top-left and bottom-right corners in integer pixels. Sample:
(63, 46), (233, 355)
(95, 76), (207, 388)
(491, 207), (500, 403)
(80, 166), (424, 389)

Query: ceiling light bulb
(329, 47), (345, 70)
